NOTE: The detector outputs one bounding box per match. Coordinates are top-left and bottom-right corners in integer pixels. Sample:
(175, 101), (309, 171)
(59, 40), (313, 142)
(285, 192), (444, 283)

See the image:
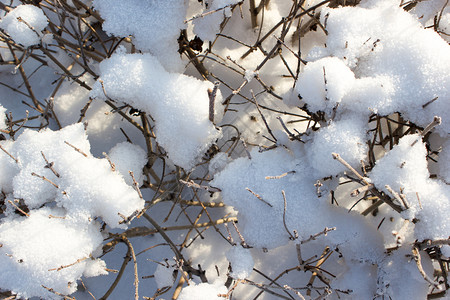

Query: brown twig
(64, 140), (88, 157)
(246, 187), (273, 207)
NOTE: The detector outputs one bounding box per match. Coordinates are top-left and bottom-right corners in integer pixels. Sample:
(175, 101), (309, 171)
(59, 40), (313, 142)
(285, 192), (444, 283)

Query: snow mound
(212, 147), (384, 263)
(108, 141), (147, 186)
(0, 5), (48, 47)
(1, 123), (144, 228)
(306, 117), (368, 179)
(304, 0), (450, 135)
(92, 0), (187, 72)
(296, 57), (355, 116)
(178, 280), (228, 300)
(369, 134), (450, 243)
(91, 52), (222, 170)
(376, 246), (431, 299)
(0, 207), (106, 299)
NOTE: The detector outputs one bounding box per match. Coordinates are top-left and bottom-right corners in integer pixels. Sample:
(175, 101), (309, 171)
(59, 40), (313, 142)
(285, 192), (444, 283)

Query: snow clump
(92, 0), (187, 72)
(178, 280), (228, 300)
(0, 207), (106, 299)
(91, 51), (222, 170)
(369, 134), (450, 248)
(0, 5), (48, 47)
(0, 123), (146, 298)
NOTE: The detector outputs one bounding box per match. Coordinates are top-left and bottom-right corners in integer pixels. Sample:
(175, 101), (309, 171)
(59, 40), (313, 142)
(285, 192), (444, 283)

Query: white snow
(154, 262), (175, 289)
(0, 104), (6, 129)
(0, 0), (448, 298)
(208, 151), (231, 175)
(0, 207), (106, 299)
(226, 246), (254, 279)
(369, 134), (450, 243)
(376, 246), (432, 299)
(311, 0), (450, 136)
(212, 147), (385, 262)
(108, 141), (147, 186)
(193, 0), (241, 42)
(306, 116), (368, 179)
(91, 51), (222, 170)
(178, 280), (228, 300)
(439, 138), (450, 183)
(92, 0), (187, 73)
(296, 57), (355, 116)
(1, 123), (144, 228)
(331, 261), (377, 299)
(0, 4), (48, 47)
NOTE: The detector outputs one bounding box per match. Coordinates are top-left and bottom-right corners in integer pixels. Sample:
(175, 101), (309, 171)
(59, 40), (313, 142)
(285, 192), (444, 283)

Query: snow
(0, 104), (6, 129)
(306, 116), (368, 179)
(208, 151), (231, 175)
(154, 262), (175, 289)
(0, 4), (48, 47)
(108, 141), (147, 186)
(331, 261), (377, 299)
(193, 0), (241, 42)
(296, 57), (355, 116)
(311, 0), (450, 136)
(212, 147), (385, 263)
(0, 207), (106, 299)
(369, 134), (450, 244)
(178, 280), (228, 300)
(92, 0), (187, 73)
(439, 138), (450, 183)
(91, 51), (222, 170)
(376, 246), (432, 299)
(226, 246), (254, 279)
(1, 123), (144, 228)
(0, 0), (449, 298)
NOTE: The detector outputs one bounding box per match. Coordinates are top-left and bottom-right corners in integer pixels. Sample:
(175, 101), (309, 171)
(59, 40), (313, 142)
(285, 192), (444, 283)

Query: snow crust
(91, 51), (222, 170)
(0, 5), (48, 47)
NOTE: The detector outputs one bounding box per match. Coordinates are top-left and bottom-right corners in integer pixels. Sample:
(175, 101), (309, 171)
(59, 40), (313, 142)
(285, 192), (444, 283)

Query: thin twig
(246, 187), (273, 207)
(0, 144), (19, 163)
(282, 190), (296, 240)
(64, 141), (88, 157)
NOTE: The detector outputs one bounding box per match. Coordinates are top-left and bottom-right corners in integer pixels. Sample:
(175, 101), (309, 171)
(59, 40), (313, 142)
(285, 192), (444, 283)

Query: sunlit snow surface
(91, 51), (223, 170)
(0, 5), (48, 47)
(0, 0), (449, 298)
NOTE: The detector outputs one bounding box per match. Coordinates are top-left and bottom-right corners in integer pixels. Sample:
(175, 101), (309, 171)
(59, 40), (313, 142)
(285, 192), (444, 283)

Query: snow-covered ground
(0, 0), (449, 299)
